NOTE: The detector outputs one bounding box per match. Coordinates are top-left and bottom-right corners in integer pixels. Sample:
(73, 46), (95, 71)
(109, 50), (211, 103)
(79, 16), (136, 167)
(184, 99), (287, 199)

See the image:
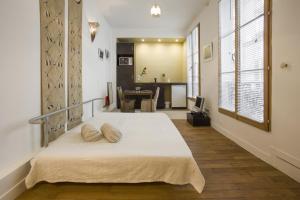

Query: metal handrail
(29, 97), (104, 147)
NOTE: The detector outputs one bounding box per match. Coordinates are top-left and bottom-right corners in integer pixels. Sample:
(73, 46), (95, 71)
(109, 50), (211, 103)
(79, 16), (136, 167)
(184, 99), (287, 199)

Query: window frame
(218, 0), (272, 131)
(187, 24), (201, 100)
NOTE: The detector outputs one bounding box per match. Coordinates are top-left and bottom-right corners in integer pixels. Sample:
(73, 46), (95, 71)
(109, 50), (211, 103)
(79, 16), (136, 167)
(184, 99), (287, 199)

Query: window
(219, 0), (236, 112)
(218, 0), (271, 131)
(187, 25), (200, 98)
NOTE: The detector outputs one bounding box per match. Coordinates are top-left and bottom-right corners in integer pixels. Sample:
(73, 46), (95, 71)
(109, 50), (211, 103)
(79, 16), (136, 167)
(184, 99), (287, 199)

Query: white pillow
(81, 124), (102, 142)
(100, 123), (122, 143)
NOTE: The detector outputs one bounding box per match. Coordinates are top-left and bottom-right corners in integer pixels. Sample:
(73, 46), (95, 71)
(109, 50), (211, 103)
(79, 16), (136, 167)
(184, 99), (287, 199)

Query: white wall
(114, 28), (185, 39)
(0, 1), (41, 199)
(0, 0), (116, 198)
(82, 0), (117, 118)
(0, 0), (41, 179)
(135, 42), (185, 83)
(187, 0), (300, 181)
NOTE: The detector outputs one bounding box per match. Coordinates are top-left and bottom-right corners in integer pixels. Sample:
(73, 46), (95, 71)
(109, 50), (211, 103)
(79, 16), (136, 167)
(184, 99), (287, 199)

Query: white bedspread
(25, 113), (205, 193)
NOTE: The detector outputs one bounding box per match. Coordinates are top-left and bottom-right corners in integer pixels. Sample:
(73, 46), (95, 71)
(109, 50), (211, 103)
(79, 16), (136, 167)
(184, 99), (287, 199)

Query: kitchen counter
(129, 82), (187, 109)
(135, 82), (187, 85)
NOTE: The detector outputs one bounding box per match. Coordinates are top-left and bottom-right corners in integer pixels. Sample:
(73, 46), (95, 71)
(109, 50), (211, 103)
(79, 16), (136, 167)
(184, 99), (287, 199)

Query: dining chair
(141, 87), (160, 112)
(117, 87), (135, 112)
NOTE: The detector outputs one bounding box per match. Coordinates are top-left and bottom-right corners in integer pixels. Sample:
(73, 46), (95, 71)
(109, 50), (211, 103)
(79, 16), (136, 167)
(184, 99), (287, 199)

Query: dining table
(124, 90), (153, 99)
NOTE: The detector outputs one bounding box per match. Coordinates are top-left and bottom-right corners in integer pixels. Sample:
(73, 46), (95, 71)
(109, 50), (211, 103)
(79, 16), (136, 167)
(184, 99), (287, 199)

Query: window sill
(218, 108), (270, 132)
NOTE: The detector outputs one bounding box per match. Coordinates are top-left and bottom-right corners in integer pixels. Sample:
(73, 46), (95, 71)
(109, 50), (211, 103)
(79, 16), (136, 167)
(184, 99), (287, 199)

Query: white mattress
(25, 113), (205, 193)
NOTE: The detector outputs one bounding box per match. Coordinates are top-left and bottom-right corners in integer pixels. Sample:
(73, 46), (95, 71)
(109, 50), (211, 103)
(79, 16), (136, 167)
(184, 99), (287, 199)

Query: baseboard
(270, 147), (300, 169)
(0, 162), (30, 200)
(212, 121), (300, 183)
(0, 178), (26, 200)
(270, 147), (300, 182)
(211, 121), (273, 164)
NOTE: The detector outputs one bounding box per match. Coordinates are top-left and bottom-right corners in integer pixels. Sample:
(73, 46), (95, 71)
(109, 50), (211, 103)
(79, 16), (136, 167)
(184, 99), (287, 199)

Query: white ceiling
(94, 0), (210, 33)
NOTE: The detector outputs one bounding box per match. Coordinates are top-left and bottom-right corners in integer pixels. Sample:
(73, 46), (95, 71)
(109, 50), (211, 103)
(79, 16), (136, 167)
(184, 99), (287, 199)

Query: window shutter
(218, 0), (270, 130)
(192, 27), (199, 97)
(187, 35), (193, 98)
(187, 25), (200, 98)
(238, 0), (265, 123)
(219, 0), (236, 112)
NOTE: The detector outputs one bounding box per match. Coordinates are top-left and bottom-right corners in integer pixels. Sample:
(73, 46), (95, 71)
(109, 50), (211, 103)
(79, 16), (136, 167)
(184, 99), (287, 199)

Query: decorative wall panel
(40, 0), (66, 142)
(67, 0), (83, 130)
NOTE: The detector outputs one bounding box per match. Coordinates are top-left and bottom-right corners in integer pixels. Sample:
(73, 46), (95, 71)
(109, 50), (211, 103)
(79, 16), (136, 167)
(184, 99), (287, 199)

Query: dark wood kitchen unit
(116, 43), (135, 108)
(117, 43), (134, 88)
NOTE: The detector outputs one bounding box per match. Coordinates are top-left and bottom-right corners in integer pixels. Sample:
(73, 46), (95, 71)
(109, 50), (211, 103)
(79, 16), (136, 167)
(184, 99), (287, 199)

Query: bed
(25, 113), (205, 193)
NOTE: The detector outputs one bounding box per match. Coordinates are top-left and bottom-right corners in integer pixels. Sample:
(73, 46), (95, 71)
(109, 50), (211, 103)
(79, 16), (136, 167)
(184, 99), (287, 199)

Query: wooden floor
(18, 120), (300, 200)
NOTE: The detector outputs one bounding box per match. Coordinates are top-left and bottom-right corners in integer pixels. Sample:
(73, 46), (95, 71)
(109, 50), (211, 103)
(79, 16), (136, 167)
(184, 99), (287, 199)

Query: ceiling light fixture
(158, 39), (161, 42)
(151, 4), (161, 17)
(176, 39), (179, 42)
(141, 39), (145, 42)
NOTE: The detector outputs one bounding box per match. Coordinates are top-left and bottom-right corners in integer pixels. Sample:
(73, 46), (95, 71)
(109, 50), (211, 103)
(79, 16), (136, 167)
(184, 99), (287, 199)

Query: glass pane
(192, 27), (199, 53)
(240, 16), (264, 71)
(187, 33), (193, 98)
(193, 53), (199, 75)
(219, 72), (235, 112)
(221, 32), (235, 73)
(191, 25), (200, 97)
(238, 15), (265, 123)
(187, 55), (192, 70)
(219, 0), (235, 112)
(187, 75), (193, 98)
(219, 0), (235, 37)
(187, 68), (193, 98)
(240, 0), (264, 26)
(187, 34), (192, 57)
(193, 52), (199, 63)
(193, 59), (199, 97)
(238, 70), (264, 123)
(193, 82), (199, 97)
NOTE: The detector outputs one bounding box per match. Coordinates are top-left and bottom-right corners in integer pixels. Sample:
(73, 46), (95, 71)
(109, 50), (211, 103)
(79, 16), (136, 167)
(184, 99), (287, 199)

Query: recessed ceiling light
(151, 4), (161, 17)
(158, 39), (161, 42)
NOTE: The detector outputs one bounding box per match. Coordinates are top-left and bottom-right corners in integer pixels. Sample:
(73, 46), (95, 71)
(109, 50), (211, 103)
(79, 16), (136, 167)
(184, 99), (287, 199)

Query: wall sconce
(88, 21), (100, 42)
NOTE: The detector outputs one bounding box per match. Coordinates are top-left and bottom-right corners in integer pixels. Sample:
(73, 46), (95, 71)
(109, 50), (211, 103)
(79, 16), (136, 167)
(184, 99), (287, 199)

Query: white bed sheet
(25, 113), (205, 193)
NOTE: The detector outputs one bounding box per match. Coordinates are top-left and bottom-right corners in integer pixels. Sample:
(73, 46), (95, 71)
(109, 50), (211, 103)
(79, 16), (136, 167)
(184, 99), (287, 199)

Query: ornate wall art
(40, 0), (66, 143)
(68, 0), (83, 130)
